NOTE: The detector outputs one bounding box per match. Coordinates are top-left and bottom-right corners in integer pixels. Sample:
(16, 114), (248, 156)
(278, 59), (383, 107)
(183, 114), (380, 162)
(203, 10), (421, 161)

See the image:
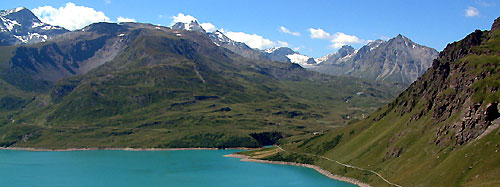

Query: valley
(0, 9), (405, 149)
(1, 3), (499, 186)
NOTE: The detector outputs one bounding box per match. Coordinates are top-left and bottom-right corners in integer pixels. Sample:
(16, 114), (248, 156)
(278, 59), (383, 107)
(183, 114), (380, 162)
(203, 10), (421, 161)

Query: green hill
(0, 22), (403, 149)
(247, 17), (500, 186)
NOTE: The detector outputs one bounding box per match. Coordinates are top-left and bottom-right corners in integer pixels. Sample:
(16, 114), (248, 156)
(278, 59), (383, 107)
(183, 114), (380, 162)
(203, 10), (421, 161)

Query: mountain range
(174, 20), (438, 84)
(0, 7), (403, 148)
(313, 35), (439, 84)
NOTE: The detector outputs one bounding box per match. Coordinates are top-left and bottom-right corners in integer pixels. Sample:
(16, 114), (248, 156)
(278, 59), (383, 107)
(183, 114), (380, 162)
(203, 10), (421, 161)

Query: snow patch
(28, 32), (47, 41)
(32, 21), (45, 28)
(14, 7), (25, 12)
(286, 53), (309, 64)
(13, 35), (28, 43)
(264, 47), (282, 53)
(215, 31), (224, 38)
(315, 53), (334, 63)
(40, 25), (57, 30)
(1, 17), (20, 31)
(286, 53), (315, 68)
(1, 7), (25, 16)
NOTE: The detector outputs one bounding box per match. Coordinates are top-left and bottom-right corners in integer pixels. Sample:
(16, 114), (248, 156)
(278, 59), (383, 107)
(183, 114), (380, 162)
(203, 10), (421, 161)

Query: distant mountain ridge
(175, 20), (317, 66)
(312, 35), (438, 84)
(0, 7), (438, 84)
(170, 20), (438, 84)
(0, 7), (68, 45)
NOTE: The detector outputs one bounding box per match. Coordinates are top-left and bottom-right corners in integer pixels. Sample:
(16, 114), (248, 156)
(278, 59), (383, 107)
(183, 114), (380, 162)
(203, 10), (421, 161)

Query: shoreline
(224, 153), (371, 187)
(0, 147), (254, 152)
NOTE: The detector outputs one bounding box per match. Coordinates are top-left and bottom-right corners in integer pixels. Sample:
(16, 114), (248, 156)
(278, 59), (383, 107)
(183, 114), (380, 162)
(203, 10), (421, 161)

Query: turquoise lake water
(0, 149), (356, 187)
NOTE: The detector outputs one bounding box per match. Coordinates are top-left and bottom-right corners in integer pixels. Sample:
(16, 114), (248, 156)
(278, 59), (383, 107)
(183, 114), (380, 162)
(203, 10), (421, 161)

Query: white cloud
(171, 13), (197, 25)
(170, 13), (290, 50)
(224, 31), (276, 49)
(171, 13), (216, 32)
(280, 26), (300, 36)
(200, 22), (216, 32)
(465, 6), (479, 17)
(117, 17), (136, 23)
(277, 40), (289, 47)
(308, 28), (364, 48)
(330, 32), (363, 48)
(308, 28), (331, 39)
(32, 2), (110, 30)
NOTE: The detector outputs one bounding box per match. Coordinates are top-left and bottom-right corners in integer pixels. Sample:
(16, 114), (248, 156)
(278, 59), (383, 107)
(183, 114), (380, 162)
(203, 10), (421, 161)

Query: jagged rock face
(384, 26), (500, 147)
(313, 35), (438, 84)
(0, 7), (68, 45)
(491, 16), (500, 32)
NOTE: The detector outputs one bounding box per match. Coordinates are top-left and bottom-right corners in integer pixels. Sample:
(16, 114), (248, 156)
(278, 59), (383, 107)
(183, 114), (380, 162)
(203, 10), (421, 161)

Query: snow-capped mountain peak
(171, 20), (206, 33)
(0, 7), (68, 45)
(367, 39), (384, 51)
(315, 45), (356, 64)
(0, 7), (26, 16)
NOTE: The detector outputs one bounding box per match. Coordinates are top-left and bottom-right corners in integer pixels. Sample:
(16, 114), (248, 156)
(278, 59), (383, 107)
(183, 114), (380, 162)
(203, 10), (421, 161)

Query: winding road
(276, 145), (402, 187)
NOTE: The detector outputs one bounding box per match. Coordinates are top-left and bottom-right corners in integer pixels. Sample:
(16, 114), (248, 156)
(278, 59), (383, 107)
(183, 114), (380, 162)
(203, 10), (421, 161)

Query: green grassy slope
(251, 17), (500, 186)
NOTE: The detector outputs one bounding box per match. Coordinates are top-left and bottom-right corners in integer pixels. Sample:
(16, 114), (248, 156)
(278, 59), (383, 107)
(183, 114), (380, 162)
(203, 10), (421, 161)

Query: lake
(0, 149), (356, 186)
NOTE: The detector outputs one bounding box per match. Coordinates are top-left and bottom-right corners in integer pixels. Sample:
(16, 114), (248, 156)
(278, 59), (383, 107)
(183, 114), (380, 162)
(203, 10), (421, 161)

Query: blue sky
(2, 0), (500, 58)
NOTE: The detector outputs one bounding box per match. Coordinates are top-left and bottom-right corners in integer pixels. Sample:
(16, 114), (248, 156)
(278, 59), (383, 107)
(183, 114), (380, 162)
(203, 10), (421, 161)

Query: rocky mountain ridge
(312, 35), (438, 84)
